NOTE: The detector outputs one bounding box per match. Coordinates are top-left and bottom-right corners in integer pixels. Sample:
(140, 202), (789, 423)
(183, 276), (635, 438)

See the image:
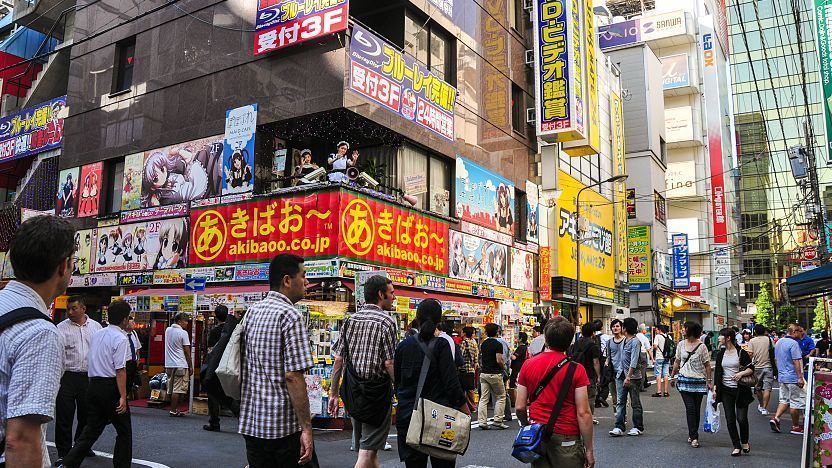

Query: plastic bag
(704, 390), (721, 433)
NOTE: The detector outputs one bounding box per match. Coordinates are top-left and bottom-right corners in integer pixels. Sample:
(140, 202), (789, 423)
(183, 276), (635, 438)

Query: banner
(72, 229), (94, 276)
(701, 17), (729, 244)
(254, 0), (348, 55)
(510, 248), (535, 292)
(814, 0), (832, 161)
(597, 10), (686, 50)
(665, 106), (694, 142)
(223, 104), (256, 195)
(141, 135), (224, 208)
(539, 246), (551, 301)
(77, 162), (103, 218)
(526, 180), (540, 244)
(121, 153), (143, 211)
(56, 166), (79, 217)
(661, 54), (690, 89)
(626, 188), (636, 219)
(121, 203), (188, 224)
(449, 230), (508, 286)
(92, 217), (189, 273)
(611, 91), (628, 281)
(455, 157), (516, 235)
(0, 96), (65, 163)
(349, 24), (456, 141)
(672, 233), (690, 289)
(628, 226), (651, 292)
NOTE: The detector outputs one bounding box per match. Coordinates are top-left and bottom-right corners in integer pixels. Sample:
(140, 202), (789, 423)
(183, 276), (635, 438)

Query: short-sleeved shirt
(57, 316), (102, 373)
(653, 334), (668, 360)
(675, 340), (710, 379)
(334, 304), (397, 381)
(529, 335), (546, 356)
(164, 324), (190, 368)
(239, 291), (314, 439)
(571, 337), (600, 382)
(480, 338), (504, 374)
(87, 325), (130, 378)
(798, 335), (815, 357)
(517, 351), (590, 436)
(459, 337), (478, 374)
(818, 339), (830, 358)
(775, 337), (803, 384)
(747, 335), (773, 368)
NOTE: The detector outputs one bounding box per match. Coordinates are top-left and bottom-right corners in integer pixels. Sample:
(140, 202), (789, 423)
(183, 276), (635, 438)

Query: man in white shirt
(636, 324), (654, 389)
(165, 312), (192, 417)
(528, 325), (545, 356)
(58, 300), (132, 468)
(55, 295), (102, 459)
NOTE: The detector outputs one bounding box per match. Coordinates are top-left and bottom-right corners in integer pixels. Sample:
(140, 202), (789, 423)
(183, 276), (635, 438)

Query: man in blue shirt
(609, 317), (644, 437)
(770, 324), (806, 436)
(796, 324), (816, 359)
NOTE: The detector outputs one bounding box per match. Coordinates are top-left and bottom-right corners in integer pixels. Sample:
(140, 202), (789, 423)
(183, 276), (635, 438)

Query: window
(741, 235), (771, 252)
(741, 213), (769, 229)
(511, 84), (524, 133)
(659, 136), (667, 165)
(743, 258), (772, 276)
(744, 282), (761, 301)
(404, 11), (455, 84)
(516, 190), (528, 240)
(509, 0), (526, 36)
(113, 36), (136, 93)
(429, 156), (450, 215)
(397, 144), (452, 215)
(654, 191), (666, 224)
(106, 159), (125, 214)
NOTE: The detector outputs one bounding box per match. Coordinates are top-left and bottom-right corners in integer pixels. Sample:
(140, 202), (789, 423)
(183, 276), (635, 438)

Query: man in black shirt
(203, 305), (238, 432)
(478, 323), (508, 430)
(570, 322), (601, 423)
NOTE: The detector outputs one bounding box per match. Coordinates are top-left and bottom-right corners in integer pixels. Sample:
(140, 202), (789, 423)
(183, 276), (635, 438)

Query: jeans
(244, 432), (320, 468)
(54, 371), (89, 456)
(478, 373), (506, 425)
(614, 376), (643, 431)
(680, 391), (705, 440)
(720, 385), (749, 449)
(61, 378), (131, 468)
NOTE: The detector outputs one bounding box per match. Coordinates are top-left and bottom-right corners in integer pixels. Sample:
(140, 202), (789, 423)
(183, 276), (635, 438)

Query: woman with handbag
(714, 328), (755, 456)
(670, 321), (712, 449)
(394, 299), (471, 467)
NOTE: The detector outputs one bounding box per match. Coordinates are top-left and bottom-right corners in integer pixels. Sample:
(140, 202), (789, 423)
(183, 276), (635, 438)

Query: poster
(510, 248), (535, 292)
(349, 24), (456, 141)
(448, 230), (508, 287)
(305, 374), (323, 416)
(254, 0), (348, 55)
(628, 226), (651, 292)
(121, 153), (144, 211)
(77, 162), (103, 218)
(526, 180), (540, 244)
(713, 246), (731, 286)
(455, 157), (515, 235)
(539, 246), (551, 301)
(626, 188), (636, 219)
(56, 167), (80, 217)
(72, 229), (94, 276)
(92, 217), (189, 272)
(355, 270), (390, 311)
(672, 233), (690, 288)
(223, 104), (256, 195)
(0, 95), (66, 163)
(141, 135), (224, 208)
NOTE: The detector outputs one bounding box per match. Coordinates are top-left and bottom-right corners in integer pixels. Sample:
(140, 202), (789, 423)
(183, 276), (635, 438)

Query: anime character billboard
(448, 230), (508, 287)
(56, 167), (80, 217)
(141, 136), (224, 207)
(92, 217), (189, 272)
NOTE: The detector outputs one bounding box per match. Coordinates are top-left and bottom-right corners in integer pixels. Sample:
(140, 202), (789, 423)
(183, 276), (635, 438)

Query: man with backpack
(569, 323), (601, 424)
(651, 325), (674, 398)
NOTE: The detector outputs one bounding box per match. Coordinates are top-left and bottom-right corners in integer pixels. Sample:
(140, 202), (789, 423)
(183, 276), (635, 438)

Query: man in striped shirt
(55, 295), (101, 459)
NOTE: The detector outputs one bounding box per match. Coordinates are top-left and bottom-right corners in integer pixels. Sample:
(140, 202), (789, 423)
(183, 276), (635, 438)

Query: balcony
(665, 105), (703, 149)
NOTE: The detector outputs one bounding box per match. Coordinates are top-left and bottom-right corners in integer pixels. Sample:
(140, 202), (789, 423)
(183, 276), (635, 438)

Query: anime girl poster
(72, 229), (93, 275)
(510, 248), (534, 292)
(448, 230), (508, 287)
(454, 157), (516, 235)
(91, 218), (189, 272)
(77, 162), (103, 217)
(121, 153), (144, 211)
(56, 167), (79, 217)
(140, 136), (223, 208)
(222, 104), (257, 195)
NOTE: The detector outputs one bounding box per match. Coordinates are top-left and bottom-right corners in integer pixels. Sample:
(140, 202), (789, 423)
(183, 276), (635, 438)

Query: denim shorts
(654, 359), (670, 378)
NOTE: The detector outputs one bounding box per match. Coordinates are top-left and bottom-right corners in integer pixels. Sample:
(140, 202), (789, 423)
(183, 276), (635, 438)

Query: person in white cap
(327, 141), (358, 183)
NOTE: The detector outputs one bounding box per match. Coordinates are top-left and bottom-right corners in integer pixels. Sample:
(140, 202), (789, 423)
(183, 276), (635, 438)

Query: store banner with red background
(77, 162), (103, 218)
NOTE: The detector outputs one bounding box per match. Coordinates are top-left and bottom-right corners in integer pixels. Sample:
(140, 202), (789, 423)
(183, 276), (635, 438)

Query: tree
(754, 282), (775, 330)
(814, 298), (828, 333)
(778, 305), (798, 331)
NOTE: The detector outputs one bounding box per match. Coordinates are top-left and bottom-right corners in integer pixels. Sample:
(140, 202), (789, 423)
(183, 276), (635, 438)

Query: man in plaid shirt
(239, 254), (318, 468)
(460, 326), (479, 405)
(328, 275), (397, 468)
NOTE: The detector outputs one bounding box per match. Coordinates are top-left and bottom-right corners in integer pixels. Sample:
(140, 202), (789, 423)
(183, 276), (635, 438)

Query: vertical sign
(701, 17), (728, 244)
(672, 233), (690, 289)
(627, 226), (651, 292)
(814, 0), (832, 161)
(223, 104), (257, 195)
(532, 0), (586, 142)
(539, 246), (551, 301)
(713, 247), (731, 287)
(611, 91), (628, 281)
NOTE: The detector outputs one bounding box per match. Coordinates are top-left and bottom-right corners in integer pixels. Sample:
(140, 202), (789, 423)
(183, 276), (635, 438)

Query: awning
(786, 262), (832, 300)
(122, 284), (269, 297)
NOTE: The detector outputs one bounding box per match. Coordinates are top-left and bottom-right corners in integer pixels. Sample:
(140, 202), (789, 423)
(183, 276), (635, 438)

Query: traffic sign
(184, 276), (207, 292)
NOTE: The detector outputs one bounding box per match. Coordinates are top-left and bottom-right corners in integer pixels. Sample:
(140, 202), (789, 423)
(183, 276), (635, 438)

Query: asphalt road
(47, 384), (804, 467)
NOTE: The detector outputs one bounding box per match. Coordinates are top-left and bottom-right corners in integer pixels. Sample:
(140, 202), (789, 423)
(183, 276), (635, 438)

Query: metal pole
(576, 188), (582, 327)
(189, 291), (196, 414)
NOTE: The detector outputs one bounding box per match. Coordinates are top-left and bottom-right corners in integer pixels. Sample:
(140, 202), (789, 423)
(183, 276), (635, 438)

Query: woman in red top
(516, 316), (595, 468)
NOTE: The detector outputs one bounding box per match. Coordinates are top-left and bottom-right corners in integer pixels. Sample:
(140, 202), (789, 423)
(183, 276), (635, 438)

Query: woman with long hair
(670, 321), (712, 448)
(714, 328), (754, 456)
(394, 299), (470, 467)
(495, 184), (513, 232)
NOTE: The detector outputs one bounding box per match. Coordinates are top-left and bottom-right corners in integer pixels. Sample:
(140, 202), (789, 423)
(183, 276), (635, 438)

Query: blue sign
(672, 234), (690, 289)
(184, 276), (207, 292)
(0, 95), (66, 163)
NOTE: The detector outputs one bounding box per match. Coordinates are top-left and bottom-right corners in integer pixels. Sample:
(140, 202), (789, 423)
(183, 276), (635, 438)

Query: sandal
(691, 439), (700, 448)
(663, 392), (670, 396)
(731, 449), (741, 457)
(742, 444), (750, 454)
(651, 393), (663, 397)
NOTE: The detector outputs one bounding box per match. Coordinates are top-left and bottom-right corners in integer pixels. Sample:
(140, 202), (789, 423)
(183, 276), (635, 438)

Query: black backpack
(660, 334), (675, 361)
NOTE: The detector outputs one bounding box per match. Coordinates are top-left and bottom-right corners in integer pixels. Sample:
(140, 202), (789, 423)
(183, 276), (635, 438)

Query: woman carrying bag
(714, 328), (755, 457)
(394, 299), (471, 467)
(670, 321), (713, 449)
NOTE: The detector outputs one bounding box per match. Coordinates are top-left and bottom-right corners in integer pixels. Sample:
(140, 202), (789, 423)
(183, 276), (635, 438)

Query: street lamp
(574, 174), (628, 325)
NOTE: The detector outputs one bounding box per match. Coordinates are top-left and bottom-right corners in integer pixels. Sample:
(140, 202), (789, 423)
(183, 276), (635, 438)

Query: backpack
(660, 334), (675, 361)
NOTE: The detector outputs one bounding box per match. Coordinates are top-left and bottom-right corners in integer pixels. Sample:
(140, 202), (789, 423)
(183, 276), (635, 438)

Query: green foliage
(754, 282), (775, 330)
(778, 305), (798, 331)
(814, 298), (828, 333)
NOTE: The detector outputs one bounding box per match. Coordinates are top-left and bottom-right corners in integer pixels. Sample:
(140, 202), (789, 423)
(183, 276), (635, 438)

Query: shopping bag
(216, 314), (247, 400)
(703, 390), (721, 433)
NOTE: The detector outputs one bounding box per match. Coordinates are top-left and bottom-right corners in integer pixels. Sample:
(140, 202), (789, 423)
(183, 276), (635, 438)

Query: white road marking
(46, 442), (170, 468)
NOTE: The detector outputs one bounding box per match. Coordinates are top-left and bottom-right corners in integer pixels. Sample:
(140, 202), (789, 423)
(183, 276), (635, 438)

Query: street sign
(184, 276), (207, 292)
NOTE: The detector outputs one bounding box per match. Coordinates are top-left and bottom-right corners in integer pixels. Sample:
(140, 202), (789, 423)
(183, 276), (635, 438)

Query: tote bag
(216, 313), (247, 401)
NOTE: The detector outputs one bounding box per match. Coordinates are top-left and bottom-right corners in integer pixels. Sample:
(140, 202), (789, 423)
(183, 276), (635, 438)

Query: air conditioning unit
(525, 49), (535, 65)
(526, 108), (536, 124)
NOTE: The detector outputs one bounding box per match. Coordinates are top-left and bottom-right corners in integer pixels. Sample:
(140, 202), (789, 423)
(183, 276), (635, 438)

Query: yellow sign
(563, 0), (600, 157)
(150, 296), (164, 311)
(555, 171), (615, 289)
(611, 91), (628, 279)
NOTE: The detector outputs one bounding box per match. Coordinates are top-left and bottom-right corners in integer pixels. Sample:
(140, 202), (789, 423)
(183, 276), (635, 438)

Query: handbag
(216, 313), (247, 401)
(738, 363), (758, 387)
(512, 357), (577, 464)
(406, 337), (472, 461)
(339, 320), (393, 427)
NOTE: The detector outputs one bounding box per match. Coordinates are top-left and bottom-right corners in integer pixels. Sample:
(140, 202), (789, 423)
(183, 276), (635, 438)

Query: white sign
(69, 273), (118, 288)
(666, 160), (697, 198)
(661, 54), (691, 89)
(656, 250), (673, 288)
(641, 10), (687, 41)
(665, 106), (694, 142)
(404, 173), (427, 195)
(459, 220), (513, 246)
(713, 248), (731, 287)
(224, 105), (257, 147)
(667, 217), (700, 253)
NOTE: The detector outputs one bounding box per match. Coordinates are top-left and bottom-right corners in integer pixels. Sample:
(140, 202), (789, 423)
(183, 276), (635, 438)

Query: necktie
(128, 333), (136, 361)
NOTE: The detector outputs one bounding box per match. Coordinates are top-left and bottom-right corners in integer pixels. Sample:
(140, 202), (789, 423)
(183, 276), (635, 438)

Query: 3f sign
(703, 33), (714, 67)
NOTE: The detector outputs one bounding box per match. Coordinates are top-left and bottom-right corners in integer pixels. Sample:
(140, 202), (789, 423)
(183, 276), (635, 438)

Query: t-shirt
(164, 324), (191, 368)
(570, 337), (600, 382)
(517, 351), (590, 436)
(529, 335), (546, 356)
(775, 337), (803, 384)
(721, 348), (740, 388)
(818, 339), (830, 358)
(512, 344), (529, 372)
(653, 335), (668, 360)
(798, 335), (816, 358)
(747, 335), (773, 368)
(636, 333), (651, 356)
(675, 340), (710, 379)
(480, 338), (504, 374)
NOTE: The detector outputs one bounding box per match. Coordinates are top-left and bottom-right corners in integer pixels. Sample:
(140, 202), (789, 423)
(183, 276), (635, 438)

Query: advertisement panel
(460, 221), (513, 246)
(189, 191), (339, 266)
(611, 91), (628, 280)
(661, 54), (690, 89)
(701, 18), (729, 244)
(666, 160), (697, 198)
(141, 135), (224, 208)
(598, 10), (686, 50)
(667, 217), (700, 253)
(56, 166), (79, 217)
(121, 153), (143, 211)
(526, 180), (540, 244)
(598, 18), (641, 49)
(626, 188), (636, 219)
(349, 25), (456, 141)
(121, 204), (188, 224)
(510, 248), (535, 292)
(672, 233), (690, 289)
(584, 0), (600, 153)
(532, 0), (586, 141)
(665, 106), (694, 142)
(0, 96), (66, 163)
(254, 0), (348, 55)
(92, 217), (189, 273)
(628, 226), (651, 292)
(73, 229), (94, 276)
(449, 230), (508, 286)
(556, 171), (614, 289)
(223, 104), (256, 195)
(539, 246), (551, 301)
(814, 0), (832, 161)
(77, 162), (103, 218)
(455, 157), (515, 235)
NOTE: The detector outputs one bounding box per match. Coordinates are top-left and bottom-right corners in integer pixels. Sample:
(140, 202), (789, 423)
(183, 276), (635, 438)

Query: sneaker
(169, 411), (185, 417)
(769, 417), (781, 433)
(480, 424), (491, 430)
(760, 408), (768, 416)
(609, 428), (624, 437)
(383, 442), (392, 451)
(202, 425), (220, 432)
(593, 419), (599, 425)
(790, 425), (804, 435)
(757, 405), (764, 414)
(627, 428), (643, 436)
(492, 423), (510, 429)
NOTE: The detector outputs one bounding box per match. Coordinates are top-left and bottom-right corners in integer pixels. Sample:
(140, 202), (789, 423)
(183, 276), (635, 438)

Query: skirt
(677, 375), (707, 393)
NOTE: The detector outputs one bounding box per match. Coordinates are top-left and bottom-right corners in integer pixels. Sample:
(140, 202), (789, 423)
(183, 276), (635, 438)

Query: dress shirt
(125, 329), (141, 361)
(57, 316), (102, 372)
(88, 324), (130, 378)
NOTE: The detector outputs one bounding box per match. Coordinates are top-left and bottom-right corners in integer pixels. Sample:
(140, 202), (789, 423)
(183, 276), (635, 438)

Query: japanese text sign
(539, 246), (551, 301)
(815, 0), (832, 161)
(349, 24), (457, 141)
(0, 96), (65, 163)
(455, 157), (515, 235)
(672, 233), (690, 289)
(254, 0), (348, 55)
(628, 226), (651, 292)
(92, 218), (189, 273)
(701, 19), (728, 244)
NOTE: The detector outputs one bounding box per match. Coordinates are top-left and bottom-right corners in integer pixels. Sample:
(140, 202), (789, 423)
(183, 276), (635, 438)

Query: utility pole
(805, 120), (827, 264)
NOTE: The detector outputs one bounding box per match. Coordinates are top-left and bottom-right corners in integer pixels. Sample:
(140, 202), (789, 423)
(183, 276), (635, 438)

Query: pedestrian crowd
(0, 216), (818, 468)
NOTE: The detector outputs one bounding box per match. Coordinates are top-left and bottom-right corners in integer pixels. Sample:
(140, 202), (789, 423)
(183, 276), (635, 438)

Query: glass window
(107, 159), (125, 214)
(404, 13), (428, 65)
(429, 156), (451, 216)
(430, 29), (449, 81)
(113, 36), (136, 93)
(509, 0), (525, 36)
(511, 84), (524, 133)
(405, 11), (454, 85)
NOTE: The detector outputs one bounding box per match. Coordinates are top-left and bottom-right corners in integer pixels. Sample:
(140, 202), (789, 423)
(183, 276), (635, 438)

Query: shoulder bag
(339, 319), (393, 427)
(737, 350), (758, 387)
(406, 337), (472, 461)
(512, 357), (577, 464)
(216, 312), (247, 401)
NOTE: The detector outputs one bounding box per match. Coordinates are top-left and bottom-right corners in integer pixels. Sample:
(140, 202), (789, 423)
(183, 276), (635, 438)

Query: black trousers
(55, 371), (89, 456)
(720, 385), (750, 449)
(208, 393), (240, 427)
(598, 360), (611, 402)
(243, 432), (319, 468)
(680, 391), (705, 440)
(62, 377), (132, 468)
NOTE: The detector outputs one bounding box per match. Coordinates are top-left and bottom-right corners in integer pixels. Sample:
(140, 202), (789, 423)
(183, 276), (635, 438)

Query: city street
(46, 384), (802, 467)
